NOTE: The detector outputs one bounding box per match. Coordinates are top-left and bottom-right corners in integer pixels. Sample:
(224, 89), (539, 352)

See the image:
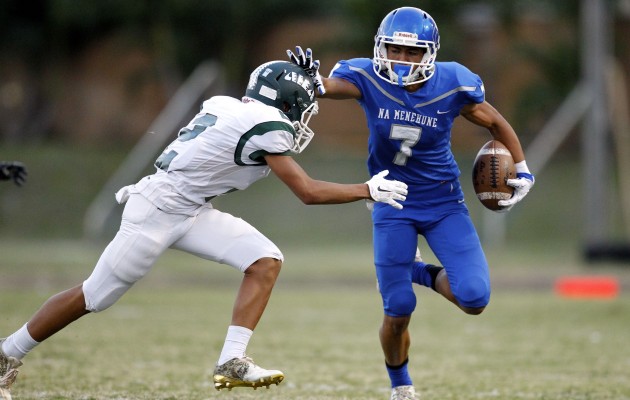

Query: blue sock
(412, 262), (443, 291)
(386, 358), (412, 388)
(411, 262), (429, 286)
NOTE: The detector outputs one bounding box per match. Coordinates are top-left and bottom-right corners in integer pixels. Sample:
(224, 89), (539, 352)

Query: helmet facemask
(373, 39), (438, 86)
(289, 100), (318, 154)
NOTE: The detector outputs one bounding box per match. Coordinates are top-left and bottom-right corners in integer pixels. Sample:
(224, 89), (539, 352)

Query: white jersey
(120, 96), (296, 215)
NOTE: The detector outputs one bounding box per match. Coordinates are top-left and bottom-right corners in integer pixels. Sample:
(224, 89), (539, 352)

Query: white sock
(2, 324), (40, 360)
(217, 325), (253, 365)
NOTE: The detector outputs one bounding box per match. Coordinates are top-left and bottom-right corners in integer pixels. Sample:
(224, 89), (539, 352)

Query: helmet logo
(393, 31), (418, 39)
(284, 71), (314, 101)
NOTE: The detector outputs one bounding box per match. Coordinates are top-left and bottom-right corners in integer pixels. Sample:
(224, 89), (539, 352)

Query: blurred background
(1, 0), (629, 265)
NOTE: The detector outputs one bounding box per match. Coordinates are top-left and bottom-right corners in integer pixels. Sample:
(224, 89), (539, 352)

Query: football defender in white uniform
(0, 60), (408, 397)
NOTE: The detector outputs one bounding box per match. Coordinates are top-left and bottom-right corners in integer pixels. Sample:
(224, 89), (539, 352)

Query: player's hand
(498, 172), (534, 209)
(287, 46), (326, 96)
(0, 161), (27, 186)
(366, 170), (408, 210)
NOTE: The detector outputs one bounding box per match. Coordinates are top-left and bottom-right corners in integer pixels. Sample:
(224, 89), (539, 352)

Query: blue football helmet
(373, 7), (440, 86)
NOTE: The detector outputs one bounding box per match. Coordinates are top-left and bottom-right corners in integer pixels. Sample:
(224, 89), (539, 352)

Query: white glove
(498, 172), (535, 210)
(366, 170), (408, 210)
(287, 46), (326, 96)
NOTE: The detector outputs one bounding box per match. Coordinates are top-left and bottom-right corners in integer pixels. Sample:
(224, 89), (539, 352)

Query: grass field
(1, 240), (629, 400)
(2, 85), (630, 399)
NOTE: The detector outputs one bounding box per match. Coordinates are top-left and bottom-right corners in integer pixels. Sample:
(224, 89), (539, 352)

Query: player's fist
(0, 161), (27, 186)
(497, 172), (534, 210)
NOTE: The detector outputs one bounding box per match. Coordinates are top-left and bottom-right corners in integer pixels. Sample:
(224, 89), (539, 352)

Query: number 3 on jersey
(390, 124), (421, 166)
(155, 113), (218, 171)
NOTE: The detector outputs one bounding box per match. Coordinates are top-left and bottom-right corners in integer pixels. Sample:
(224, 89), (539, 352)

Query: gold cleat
(0, 387), (13, 400)
(213, 373), (284, 391)
(212, 356), (284, 391)
(0, 339), (22, 400)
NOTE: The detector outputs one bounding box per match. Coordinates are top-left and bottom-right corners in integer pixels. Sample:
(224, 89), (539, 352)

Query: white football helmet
(373, 7), (440, 87)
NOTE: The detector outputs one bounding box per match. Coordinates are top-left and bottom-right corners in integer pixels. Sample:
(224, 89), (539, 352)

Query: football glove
(498, 172), (534, 210)
(366, 170), (408, 210)
(0, 161), (27, 186)
(287, 46), (326, 96)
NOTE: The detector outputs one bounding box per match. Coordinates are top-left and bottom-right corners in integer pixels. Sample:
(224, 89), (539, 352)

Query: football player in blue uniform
(289, 7), (534, 399)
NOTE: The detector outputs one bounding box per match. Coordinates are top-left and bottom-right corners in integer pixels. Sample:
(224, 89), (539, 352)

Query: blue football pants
(373, 211), (490, 316)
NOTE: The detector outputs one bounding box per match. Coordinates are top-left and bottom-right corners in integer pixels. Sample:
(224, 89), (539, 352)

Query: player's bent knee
(454, 276), (490, 310)
(267, 257), (282, 274)
(383, 315), (411, 335)
(247, 257), (282, 276)
(384, 289), (417, 317)
(82, 278), (133, 313)
(461, 305), (486, 315)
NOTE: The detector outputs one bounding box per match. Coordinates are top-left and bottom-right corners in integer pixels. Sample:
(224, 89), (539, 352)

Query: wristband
(514, 160), (531, 174)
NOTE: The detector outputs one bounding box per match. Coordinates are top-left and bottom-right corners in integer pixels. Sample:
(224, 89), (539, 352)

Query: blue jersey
(330, 59), (484, 186)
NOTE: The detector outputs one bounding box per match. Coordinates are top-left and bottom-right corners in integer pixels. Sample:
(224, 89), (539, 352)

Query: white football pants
(82, 193), (283, 312)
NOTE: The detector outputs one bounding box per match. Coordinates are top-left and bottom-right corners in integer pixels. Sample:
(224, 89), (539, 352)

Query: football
(472, 140), (516, 211)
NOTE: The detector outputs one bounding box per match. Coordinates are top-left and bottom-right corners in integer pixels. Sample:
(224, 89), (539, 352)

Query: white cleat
(391, 385), (418, 400)
(0, 339), (23, 400)
(213, 356), (284, 391)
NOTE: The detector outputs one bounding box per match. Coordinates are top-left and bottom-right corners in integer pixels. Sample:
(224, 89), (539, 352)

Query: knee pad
(82, 275), (133, 313)
(385, 289), (417, 317)
(381, 282), (417, 317)
(377, 263), (417, 317)
(454, 275), (490, 309)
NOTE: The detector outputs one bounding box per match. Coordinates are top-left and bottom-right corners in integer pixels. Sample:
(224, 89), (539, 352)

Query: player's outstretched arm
(265, 154), (406, 209)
